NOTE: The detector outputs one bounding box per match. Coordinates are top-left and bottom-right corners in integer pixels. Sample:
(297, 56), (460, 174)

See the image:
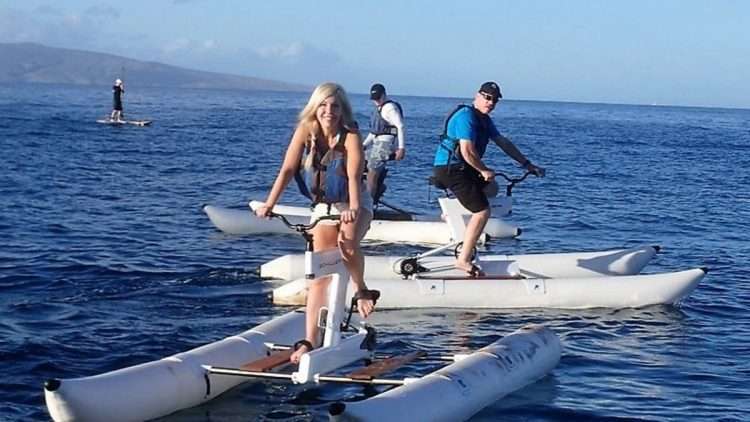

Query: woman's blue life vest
(433, 105), (495, 166)
(369, 100), (403, 136)
(294, 129), (350, 205)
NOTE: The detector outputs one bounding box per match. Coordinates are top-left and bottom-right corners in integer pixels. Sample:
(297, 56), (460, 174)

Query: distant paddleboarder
(110, 79), (125, 122)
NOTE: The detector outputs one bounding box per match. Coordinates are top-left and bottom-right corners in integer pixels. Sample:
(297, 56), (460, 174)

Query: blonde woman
(255, 82), (375, 364)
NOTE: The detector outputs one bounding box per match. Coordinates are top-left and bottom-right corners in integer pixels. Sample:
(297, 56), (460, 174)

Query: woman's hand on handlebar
(255, 204), (273, 219)
(353, 288), (379, 318)
(340, 208), (358, 224)
(357, 298), (374, 318)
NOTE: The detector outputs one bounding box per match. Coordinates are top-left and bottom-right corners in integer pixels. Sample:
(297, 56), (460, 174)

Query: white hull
(203, 203), (520, 243)
(44, 313), (561, 422)
(274, 268), (706, 309)
(329, 325), (561, 422)
(45, 311), (306, 422)
(262, 245), (660, 281)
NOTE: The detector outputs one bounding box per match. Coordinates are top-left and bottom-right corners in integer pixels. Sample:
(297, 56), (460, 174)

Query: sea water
(1, 83), (749, 421)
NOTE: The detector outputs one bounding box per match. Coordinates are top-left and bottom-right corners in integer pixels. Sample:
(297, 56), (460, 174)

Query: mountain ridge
(0, 42), (309, 92)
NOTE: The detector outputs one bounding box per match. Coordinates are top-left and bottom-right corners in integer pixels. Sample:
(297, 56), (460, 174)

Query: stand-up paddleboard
(96, 119), (152, 126)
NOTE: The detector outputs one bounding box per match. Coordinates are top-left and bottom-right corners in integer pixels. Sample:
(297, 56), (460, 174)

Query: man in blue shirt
(433, 81), (545, 276)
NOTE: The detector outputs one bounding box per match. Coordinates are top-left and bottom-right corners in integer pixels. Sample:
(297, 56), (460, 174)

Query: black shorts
(433, 165), (489, 213)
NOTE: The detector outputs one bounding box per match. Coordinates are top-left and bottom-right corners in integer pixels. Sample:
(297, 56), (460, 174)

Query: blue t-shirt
(433, 106), (500, 166)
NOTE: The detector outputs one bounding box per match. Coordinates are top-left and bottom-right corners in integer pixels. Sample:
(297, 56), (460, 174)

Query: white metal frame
(292, 244), (373, 384)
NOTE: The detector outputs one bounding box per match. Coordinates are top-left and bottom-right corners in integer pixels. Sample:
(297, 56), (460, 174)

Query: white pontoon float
(204, 200), (519, 244)
(261, 196), (660, 281)
(45, 213), (560, 422)
(261, 244), (660, 281)
(270, 198), (705, 309)
(273, 267), (706, 309)
(203, 171), (535, 244)
(327, 324), (560, 421)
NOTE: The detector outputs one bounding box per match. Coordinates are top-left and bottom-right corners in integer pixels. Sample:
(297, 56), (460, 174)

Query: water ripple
(1, 85), (748, 421)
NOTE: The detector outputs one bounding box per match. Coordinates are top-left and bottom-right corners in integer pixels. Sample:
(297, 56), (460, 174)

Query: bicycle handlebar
(267, 211), (340, 233)
(495, 170), (533, 184)
(494, 170), (534, 196)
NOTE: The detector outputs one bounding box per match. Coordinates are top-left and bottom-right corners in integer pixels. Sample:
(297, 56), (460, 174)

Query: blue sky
(2, 0), (749, 108)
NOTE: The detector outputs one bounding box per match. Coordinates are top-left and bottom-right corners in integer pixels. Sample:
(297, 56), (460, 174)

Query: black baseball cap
(479, 81), (502, 101)
(370, 83), (386, 100)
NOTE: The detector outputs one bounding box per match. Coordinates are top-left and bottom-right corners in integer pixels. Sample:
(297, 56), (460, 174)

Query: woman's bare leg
(290, 224), (339, 364)
(339, 209), (373, 317)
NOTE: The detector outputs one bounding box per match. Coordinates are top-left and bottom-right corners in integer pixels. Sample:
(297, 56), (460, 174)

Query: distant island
(0, 42), (309, 92)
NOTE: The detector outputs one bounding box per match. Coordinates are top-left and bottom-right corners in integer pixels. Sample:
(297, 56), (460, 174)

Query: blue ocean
(1, 83), (748, 421)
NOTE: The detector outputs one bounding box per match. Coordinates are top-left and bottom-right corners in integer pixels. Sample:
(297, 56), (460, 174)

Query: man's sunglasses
(479, 92), (499, 104)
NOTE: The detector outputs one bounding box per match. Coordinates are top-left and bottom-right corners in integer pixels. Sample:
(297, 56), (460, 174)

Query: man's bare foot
(455, 262), (484, 277)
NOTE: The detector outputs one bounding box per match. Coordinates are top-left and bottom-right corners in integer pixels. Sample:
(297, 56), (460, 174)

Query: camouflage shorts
(366, 138), (395, 171)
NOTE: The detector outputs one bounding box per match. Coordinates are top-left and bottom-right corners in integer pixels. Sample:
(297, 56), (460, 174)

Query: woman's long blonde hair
(297, 82), (356, 134)
(298, 83), (357, 170)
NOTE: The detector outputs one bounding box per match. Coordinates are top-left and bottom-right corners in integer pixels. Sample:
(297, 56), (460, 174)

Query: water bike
(269, 198), (707, 309)
(44, 213), (561, 422)
(202, 171), (536, 244)
(261, 195), (660, 282)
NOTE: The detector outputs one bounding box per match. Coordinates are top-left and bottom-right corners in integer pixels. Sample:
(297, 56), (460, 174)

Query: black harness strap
(438, 105), (489, 165)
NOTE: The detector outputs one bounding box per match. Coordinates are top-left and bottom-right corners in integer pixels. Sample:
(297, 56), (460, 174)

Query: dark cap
(370, 83), (386, 100)
(479, 81), (502, 101)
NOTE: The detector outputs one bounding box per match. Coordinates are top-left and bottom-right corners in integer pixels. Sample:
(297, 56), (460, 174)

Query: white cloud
(0, 8), (37, 42)
(256, 42), (305, 60)
(62, 13), (82, 27)
(138, 38), (350, 86)
(0, 6), (115, 51)
(84, 5), (121, 19)
(33, 5), (64, 16)
(231, 42), (345, 84)
(0, 7), (364, 90)
(158, 38), (219, 56)
(160, 38), (192, 54)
